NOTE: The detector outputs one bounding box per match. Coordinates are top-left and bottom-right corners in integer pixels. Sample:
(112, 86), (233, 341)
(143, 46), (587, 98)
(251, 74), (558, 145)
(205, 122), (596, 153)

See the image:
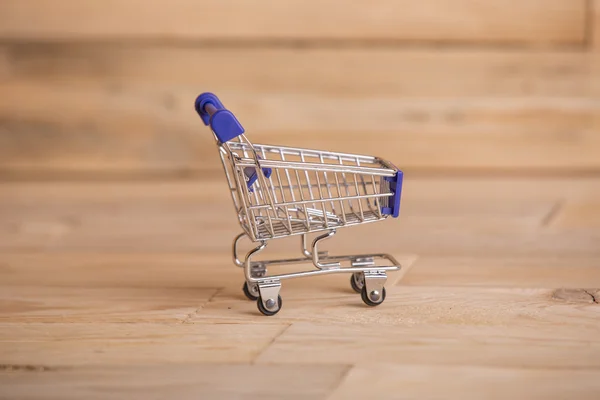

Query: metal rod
(332, 169), (348, 225)
(228, 142), (380, 163)
(232, 232), (247, 267)
(319, 153), (336, 213)
(371, 175), (383, 219)
(245, 252), (400, 268)
(246, 192), (391, 210)
(311, 230), (341, 269)
(253, 264), (399, 281)
(235, 159), (396, 177)
(244, 241), (268, 283)
(352, 170), (365, 222)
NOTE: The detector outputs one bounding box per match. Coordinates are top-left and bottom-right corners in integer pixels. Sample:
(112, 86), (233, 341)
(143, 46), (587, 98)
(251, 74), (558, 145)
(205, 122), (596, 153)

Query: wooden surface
(0, 1), (599, 178)
(595, 0), (600, 49)
(1, 45), (599, 176)
(1, 177), (599, 399)
(0, 0), (586, 43)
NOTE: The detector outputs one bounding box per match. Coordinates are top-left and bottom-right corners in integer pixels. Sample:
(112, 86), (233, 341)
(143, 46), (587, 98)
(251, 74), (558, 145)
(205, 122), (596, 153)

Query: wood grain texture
(0, 364), (348, 400)
(594, 0), (600, 49)
(0, 323), (289, 365)
(555, 198), (600, 228)
(0, 0), (586, 44)
(329, 364), (600, 400)
(0, 286), (217, 323)
(198, 285), (600, 330)
(1, 45), (599, 175)
(256, 321), (600, 368)
(552, 288), (600, 303)
(1, 4), (599, 397)
(402, 256), (600, 287)
(1, 177), (599, 398)
(2, 178), (599, 256)
(0, 252), (417, 291)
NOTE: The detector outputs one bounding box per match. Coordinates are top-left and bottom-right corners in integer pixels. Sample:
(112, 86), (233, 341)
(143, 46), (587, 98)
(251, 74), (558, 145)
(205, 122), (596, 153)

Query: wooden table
(1, 177), (599, 399)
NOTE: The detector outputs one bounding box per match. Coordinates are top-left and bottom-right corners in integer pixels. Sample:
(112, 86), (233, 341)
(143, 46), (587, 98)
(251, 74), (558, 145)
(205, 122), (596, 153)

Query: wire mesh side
(236, 162), (393, 240)
(218, 138), (398, 241)
(229, 142), (394, 171)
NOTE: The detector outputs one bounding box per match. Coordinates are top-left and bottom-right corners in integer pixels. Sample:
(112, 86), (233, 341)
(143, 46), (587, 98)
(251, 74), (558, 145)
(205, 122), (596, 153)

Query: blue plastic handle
(195, 92), (245, 143)
(195, 92), (272, 190)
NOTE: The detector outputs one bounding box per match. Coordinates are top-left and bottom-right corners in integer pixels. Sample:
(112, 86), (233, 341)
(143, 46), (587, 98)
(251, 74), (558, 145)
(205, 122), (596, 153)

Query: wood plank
(0, 323), (288, 365)
(2, 254), (597, 326)
(0, 364), (348, 400)
(257, 320), (600, 368)
(0, 177), (585, 203)
(0, 252), (418, 291)
(554, 199), (600, 229)
(7, 46), (598, 98)
(0, 177), (597, 398)
(0, 179), (563, 253)
(3, 176), (591, 202)
(594, 0), (600, 49)
(0, 286), (217, 323)
(401, 256), (600, 287)
(329, 364), (600, 400)
(199, 285), (600, 330)
(0, 253), (240, 289)
(0, 47), (8, 78)
(4, 254), (598, 313)
(0, 1), (586, 44)
(0, 192), (556, 252)
(1, 179), (598, 256)
(1, 45), (599, 175)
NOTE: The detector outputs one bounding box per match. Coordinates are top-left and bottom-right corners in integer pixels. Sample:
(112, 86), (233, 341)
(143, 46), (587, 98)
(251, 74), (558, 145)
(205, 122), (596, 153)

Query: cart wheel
(257, 295), (283, 316)
(361, 286), (386, 307)
(243, 281), (260, 301)
(350, 272), (365, 293)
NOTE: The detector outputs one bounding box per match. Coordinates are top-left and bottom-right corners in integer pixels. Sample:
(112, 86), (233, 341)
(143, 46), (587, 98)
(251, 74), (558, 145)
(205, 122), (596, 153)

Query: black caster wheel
(257, 295), (283, 316)
(350, 272), (365, 293)
(243, 281), (259, 301)
(361, 286), (386, 307)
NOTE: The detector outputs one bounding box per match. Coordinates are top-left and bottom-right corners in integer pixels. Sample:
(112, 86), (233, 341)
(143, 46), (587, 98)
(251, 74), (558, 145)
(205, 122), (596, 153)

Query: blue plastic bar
(381, 170), (403, 218)
(195, 92), (245, 143)
(244, 156), (273, 192)
(195, 92), (271, 190)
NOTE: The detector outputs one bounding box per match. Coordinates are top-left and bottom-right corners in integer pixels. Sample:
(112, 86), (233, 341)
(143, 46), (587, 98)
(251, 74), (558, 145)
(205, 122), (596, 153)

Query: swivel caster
(360, 271), (387, 307)
(242, 281), (260, 301)
(350, 272), (365, 293)
(361, 286), (386, 306)
(257, 295), (283, 316)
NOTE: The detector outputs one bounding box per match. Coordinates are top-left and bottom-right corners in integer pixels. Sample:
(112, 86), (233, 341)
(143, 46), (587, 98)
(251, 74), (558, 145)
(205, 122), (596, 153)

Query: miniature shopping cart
(195, 93), (404, 316)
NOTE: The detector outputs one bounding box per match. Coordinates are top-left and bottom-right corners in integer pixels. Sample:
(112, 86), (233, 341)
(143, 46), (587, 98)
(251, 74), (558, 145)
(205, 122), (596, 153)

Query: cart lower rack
(196, 93), (404, 316)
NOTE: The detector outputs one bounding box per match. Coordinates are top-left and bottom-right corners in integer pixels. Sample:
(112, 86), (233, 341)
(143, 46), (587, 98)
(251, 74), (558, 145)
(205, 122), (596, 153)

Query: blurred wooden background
(2, 3), (600, 399)
(0, 0), (598, 178)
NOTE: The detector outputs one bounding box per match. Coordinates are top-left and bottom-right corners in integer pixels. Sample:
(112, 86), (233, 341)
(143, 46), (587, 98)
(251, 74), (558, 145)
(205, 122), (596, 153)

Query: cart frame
(196, 92), (404, 315)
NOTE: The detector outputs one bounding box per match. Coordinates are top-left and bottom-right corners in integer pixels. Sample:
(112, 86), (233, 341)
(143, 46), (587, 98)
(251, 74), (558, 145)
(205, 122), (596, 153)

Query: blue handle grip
(195, 92), (245, 143)
(381, 170), (403, 218)
(195, 92), (271, 191)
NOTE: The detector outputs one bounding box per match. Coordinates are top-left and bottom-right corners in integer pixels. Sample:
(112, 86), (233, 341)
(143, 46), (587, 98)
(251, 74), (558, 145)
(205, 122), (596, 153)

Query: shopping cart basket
(195, 93), (404, 315)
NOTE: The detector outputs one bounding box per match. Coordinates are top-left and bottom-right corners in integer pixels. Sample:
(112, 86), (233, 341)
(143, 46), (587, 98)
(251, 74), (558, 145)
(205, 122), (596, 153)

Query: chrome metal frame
(213, 131), (402, 313)
(233, 231), (400, 312)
